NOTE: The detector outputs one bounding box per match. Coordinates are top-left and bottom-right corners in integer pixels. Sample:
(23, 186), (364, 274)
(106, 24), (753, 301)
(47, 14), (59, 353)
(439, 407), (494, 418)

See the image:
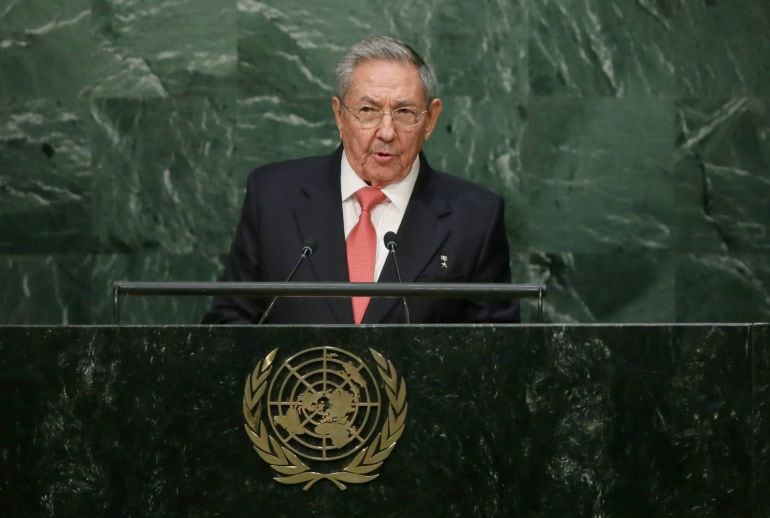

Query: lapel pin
(440, 255), (449, 270)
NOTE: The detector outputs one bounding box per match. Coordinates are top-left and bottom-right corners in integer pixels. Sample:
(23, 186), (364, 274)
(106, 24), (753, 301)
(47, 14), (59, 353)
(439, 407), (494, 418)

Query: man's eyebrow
(355, 96), (419, 107)
(357, 96), (380, 105)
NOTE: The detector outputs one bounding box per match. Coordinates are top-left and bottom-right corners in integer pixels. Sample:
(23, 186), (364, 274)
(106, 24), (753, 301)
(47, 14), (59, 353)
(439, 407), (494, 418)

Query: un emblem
(243, 347), (407, 490)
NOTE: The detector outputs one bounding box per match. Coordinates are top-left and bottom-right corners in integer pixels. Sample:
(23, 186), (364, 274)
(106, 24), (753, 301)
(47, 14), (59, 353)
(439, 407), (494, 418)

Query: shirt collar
(340, 150), (420, 213)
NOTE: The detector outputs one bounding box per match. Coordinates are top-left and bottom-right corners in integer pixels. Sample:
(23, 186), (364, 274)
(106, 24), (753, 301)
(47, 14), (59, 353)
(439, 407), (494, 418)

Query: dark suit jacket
(203, 146), (520, 324)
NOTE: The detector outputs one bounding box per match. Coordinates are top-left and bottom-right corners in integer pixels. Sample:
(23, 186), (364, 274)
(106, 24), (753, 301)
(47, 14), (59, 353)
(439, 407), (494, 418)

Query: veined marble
(0, 0), (768, 323)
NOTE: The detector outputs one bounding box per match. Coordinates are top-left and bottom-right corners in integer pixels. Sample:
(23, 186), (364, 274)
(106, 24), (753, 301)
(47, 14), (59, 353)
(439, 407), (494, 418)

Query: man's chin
(361, 165), (407, 188)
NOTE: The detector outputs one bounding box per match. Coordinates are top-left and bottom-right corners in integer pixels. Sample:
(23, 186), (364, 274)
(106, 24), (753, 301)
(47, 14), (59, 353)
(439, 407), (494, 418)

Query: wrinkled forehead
(347, 60), (427, 105)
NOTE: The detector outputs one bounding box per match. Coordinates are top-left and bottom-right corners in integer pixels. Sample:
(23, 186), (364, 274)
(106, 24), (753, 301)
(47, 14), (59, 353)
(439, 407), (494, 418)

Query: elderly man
(203, 36), (519, 324)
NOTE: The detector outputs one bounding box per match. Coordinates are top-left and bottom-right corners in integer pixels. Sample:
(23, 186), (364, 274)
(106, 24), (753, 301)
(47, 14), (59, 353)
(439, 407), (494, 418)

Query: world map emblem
(243, 346), (407, 490)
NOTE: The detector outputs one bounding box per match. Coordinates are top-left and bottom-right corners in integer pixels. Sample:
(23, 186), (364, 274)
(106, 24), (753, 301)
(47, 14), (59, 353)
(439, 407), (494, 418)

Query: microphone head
(302, 238), (318, 256)
(383, 231), (398, 251)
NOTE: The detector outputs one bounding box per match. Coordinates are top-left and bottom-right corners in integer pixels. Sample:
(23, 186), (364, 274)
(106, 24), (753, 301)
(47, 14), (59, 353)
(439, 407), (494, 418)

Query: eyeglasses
(342, 103), (428, 129)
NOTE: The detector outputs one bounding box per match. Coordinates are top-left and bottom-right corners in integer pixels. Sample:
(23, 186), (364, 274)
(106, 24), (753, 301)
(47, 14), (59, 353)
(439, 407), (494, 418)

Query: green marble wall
(1, 0), (769, 324)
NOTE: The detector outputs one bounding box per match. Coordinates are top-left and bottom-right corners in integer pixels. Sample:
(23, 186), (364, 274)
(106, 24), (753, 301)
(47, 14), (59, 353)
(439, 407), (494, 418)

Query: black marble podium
(1, 324), (768, 516)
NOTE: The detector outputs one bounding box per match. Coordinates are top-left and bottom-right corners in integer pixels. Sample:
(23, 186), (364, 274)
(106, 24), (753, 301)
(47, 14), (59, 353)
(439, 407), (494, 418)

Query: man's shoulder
(247, 150), (338, 186)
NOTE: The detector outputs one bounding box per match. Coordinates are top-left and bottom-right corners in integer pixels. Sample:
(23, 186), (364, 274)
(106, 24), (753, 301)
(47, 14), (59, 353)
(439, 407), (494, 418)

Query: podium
(1, 323), (767, 515)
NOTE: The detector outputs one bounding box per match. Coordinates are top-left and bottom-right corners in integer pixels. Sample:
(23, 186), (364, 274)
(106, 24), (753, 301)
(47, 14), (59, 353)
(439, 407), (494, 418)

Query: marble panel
(528, 0), (674, 96)
(517, 326), (619, 514)
(237, 0), (527, 99)
(234, 94), (338, 178)
(0, 99), (93, 253)
(404, 0), (528, 98)
(659, 325), (753, 514)
(754, 324), (770, 517)
(607, 324), (751, 514)
(675, 253), (770, 322)
(0, 255), (92, 324)
(523, 325), (752, 514)
(90, 0), (237, 98)
(0, 0), (168, 101)
(674, 97), (770, 253)
(237, 1), (338, 100)
(90, 96), (237, 255)
(672, 0), (770, 97)
(522, 251), (674, 323)
(523, 97), (675, 253)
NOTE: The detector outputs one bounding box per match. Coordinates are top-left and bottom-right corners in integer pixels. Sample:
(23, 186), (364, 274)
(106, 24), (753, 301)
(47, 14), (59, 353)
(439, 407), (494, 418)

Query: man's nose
(375, 112), (396, 140)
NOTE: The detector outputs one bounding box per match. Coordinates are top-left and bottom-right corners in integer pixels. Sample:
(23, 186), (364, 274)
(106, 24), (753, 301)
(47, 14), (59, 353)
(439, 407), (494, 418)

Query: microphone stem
(389, 247), (411, 324)
(258, 249), (310, 325)
(286, 248), (311, 281)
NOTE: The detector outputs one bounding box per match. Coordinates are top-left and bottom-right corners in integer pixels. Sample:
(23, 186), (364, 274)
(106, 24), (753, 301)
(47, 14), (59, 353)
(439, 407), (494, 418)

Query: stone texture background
(0, 324), (764, 515)
(1, 0), (768, 324)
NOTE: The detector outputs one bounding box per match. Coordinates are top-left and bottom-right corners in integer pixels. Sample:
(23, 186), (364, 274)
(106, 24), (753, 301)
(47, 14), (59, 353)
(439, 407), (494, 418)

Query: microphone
(258, 238), (318, 324)
(383, 231), (410, 324)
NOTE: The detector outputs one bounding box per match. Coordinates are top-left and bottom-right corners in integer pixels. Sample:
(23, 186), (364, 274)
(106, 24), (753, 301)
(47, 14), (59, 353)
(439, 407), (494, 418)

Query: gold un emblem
(243, 346), (407, 490)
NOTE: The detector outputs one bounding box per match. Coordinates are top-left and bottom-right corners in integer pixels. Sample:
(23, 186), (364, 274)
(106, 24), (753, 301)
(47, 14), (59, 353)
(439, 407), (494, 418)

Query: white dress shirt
(340, 151), (420, 281)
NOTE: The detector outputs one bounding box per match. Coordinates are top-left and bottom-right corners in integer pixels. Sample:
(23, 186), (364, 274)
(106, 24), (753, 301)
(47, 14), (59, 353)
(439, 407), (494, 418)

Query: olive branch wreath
(242, 347), (407, 490)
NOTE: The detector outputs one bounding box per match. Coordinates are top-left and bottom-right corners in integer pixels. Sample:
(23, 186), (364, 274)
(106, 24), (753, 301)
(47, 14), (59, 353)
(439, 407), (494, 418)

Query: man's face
(332, 60), (443, 187)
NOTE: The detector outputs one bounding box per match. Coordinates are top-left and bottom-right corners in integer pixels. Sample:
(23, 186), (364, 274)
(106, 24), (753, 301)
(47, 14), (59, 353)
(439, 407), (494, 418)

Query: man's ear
(423, 98), (443, 141)
(332, 96), (343, 137)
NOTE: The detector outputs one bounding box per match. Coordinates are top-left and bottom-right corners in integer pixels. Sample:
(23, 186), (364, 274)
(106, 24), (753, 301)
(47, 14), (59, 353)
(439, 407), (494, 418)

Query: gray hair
(335, 36), (437, 103)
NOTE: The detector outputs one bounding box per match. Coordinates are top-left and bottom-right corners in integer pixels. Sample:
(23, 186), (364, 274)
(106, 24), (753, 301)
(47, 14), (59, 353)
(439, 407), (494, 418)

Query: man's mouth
(372, 150), (398, 158)
(369, 151), (398, 165)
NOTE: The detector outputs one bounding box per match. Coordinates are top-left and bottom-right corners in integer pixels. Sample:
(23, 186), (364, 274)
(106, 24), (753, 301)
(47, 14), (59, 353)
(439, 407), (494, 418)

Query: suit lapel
(364, 157), (452, 323)
(293, 147), (353, 323)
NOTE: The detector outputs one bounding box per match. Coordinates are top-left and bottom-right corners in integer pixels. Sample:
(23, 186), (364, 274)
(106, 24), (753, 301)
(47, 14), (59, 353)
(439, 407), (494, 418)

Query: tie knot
(355, 186), (386, 212)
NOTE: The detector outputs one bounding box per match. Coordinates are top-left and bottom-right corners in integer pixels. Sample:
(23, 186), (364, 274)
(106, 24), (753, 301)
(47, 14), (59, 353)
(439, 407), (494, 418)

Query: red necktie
(346, 186), (387, 324)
